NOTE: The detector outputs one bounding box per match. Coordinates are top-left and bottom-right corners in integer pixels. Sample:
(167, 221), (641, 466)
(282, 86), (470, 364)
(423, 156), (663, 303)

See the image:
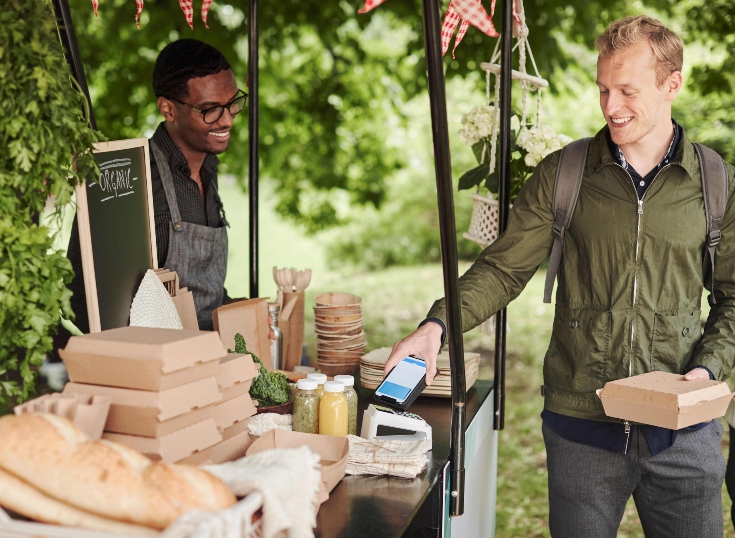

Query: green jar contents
(334, 375), (358, 435)
(293, 378), (320, 434)
(307, 373), (327, 399)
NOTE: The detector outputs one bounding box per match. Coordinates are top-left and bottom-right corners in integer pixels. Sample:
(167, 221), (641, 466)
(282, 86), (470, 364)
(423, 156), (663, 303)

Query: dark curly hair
(152, 39), (231, 100)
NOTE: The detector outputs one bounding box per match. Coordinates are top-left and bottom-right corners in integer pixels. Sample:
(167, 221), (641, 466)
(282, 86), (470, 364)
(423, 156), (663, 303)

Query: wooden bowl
(255, 400), (293, 415)
(314, 292), (362, 306)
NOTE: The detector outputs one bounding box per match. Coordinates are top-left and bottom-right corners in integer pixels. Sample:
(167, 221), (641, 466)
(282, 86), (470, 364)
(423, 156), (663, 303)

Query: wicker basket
(463, 192), (512, 249)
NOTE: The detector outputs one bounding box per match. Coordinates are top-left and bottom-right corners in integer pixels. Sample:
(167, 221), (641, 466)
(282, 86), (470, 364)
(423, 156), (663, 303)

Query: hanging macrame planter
(461, 0), (549, 249)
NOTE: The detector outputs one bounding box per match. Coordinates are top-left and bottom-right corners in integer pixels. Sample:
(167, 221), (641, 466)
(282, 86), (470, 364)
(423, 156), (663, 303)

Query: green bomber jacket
(427, 125), (735, 421)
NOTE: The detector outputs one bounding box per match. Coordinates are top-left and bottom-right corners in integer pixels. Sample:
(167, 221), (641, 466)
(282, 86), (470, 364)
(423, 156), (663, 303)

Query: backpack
(543, 138), (729, 305)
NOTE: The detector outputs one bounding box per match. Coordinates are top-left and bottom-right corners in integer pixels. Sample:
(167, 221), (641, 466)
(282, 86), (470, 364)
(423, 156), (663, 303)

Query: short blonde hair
(596, 15), (683, 87)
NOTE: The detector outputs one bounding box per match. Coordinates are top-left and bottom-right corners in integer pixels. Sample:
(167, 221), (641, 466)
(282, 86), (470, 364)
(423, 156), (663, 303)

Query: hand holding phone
(373, 356), (439, 410)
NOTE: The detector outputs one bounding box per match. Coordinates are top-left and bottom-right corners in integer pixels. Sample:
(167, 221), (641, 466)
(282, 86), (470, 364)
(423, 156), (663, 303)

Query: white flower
(515, 125), (573, 168)
(459, 105), (496, 146)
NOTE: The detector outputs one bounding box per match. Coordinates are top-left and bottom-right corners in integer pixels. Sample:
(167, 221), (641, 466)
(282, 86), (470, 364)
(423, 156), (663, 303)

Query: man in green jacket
(385, 15), (735, 537)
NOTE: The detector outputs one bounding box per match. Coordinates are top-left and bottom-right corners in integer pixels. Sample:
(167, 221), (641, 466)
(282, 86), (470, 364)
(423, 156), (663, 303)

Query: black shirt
(66, 123), (226, 333)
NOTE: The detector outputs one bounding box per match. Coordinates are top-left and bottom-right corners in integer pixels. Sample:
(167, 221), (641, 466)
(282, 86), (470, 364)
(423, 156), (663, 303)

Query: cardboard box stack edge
(60, 326), (258, 464)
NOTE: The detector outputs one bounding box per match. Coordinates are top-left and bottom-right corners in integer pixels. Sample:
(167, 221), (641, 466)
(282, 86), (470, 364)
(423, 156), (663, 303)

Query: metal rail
(52, 0), (96, 130)
(420, 0), (467, 517)
(494, 0), (513, 431)
(248, 0), (260, 298)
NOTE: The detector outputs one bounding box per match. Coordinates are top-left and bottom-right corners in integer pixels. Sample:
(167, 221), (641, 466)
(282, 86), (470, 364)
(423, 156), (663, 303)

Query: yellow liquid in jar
(315, 385), (324, 399)
(319, 391), (348, 436)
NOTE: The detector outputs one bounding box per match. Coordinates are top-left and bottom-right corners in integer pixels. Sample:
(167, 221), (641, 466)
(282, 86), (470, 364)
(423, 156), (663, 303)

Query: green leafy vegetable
(230, 333), (291, 407)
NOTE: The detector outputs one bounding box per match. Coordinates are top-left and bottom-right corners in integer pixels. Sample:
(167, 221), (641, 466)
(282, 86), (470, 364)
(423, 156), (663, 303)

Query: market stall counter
(316, 378), (496, 538)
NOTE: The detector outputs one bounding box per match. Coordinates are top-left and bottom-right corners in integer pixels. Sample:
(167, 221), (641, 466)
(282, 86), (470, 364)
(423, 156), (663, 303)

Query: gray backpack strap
(693, 143), (728, 304)
(543, 138), (591, 304)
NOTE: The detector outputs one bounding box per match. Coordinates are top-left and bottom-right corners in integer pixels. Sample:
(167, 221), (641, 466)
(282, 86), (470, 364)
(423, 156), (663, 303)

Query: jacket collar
(587, 124), (699, 180)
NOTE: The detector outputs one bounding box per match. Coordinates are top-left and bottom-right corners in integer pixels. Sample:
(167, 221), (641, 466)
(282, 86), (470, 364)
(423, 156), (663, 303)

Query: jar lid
(307, 373), (327, 384)
(324, 381), (345, 393)
(334, 375), (354, 387)
(296, 379), (318, 391)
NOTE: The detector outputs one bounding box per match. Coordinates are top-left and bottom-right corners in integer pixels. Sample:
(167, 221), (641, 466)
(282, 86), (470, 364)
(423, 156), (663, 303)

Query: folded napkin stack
(345, 434), (431, 479)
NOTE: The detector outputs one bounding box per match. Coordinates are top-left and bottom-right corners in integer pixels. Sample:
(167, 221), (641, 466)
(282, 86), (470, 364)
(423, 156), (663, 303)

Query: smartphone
(373, 356), (438, 410)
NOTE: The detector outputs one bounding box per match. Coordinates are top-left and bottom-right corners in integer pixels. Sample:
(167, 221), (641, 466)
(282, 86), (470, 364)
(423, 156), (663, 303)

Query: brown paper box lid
(63, 377), (222, 422)
(212, 298), (272, 370)
(211, 430), (253, 464)
(103, 418), (221, 463)
(61, 349), (221, 391)
(223, 380), (252, 401)
(246, 429), (348, 502)
(214, 393), (257, 431)
(221, 417), (251, 441)
(62, 327), (227, 374)
(216, 354), (259, 390)
(599, 371), (734, 429)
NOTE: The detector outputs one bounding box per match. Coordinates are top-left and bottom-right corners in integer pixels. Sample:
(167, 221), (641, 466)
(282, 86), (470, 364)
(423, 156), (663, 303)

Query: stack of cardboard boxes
(59, 326), (258, 464)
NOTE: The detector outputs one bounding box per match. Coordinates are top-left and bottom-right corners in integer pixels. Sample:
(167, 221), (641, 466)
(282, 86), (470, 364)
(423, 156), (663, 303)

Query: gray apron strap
(150, 140), (184, 232)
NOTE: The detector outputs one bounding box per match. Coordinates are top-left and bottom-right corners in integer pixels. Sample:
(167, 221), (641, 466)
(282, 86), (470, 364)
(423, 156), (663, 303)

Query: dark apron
(150, 141), (228, 331)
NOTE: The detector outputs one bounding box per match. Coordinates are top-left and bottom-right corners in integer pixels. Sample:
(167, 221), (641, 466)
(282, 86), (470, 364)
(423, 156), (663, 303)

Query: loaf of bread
(0, 467), (157, 536)
(0, 413), (236, 530)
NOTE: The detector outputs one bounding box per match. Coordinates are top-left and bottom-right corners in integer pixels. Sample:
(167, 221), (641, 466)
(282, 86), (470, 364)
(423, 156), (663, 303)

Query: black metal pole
(52, 0), (96, 130)
(494, 0), (513, 431)
(248, 0), (259, 298)
(421, 0), (467, 517)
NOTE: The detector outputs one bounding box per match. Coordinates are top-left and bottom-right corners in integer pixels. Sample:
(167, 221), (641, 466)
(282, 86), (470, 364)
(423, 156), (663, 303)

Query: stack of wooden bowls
(314, 293), (366, 376)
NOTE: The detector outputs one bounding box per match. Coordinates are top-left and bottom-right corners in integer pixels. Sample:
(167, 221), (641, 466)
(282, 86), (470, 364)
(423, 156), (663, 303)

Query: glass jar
(319, 381), (348, 436)
(307, 373), (327, 399)
(334, 375), (358, 435)
(293, 379), (320, 434)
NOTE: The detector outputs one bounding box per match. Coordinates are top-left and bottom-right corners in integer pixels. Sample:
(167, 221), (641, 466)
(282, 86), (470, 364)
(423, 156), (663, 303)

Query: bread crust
(0, 414), (236, 530)
(0, 467), (158, 536)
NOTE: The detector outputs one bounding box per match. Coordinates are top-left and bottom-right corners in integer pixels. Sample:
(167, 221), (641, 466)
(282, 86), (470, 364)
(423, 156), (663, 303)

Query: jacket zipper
(615, 162), (674, 454)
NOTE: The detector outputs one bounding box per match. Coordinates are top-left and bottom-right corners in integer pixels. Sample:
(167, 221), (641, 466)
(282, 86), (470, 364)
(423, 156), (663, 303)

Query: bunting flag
(201, 0), (213, 28)
(452, 0), (499, 38)
(357, 0), (389, 15)
(179, 0), (194, 29)
(453, 21), (470, 57)
(441, 5), (461, 56)
(135, 0), (144, 29)
(91, 0), (99, 17)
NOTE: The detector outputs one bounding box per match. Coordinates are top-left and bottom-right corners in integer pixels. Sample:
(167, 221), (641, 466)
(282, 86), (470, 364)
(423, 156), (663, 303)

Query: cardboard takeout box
(63, 377), (222, 436)
(216, 353), (259, 390)
(60, 326), (227, 391)
(597, 371), (734, 429)
(212, 298), (272, 370)
(246, 429), (348, 504)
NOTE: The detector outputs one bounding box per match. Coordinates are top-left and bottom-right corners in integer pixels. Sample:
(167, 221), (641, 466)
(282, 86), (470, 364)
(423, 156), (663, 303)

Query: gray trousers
(543, 420), (726, 538)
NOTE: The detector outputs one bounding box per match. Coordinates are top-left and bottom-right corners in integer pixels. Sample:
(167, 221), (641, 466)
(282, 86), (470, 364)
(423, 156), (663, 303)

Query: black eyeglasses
(168, 90), (248, 124)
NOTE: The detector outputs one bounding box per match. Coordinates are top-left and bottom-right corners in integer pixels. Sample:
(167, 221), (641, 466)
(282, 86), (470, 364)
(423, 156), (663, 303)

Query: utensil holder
(282, 291), (304, 371)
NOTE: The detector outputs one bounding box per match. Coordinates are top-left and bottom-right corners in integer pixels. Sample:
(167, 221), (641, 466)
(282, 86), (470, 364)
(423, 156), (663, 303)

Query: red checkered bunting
(441, 5), (461, 56)
(91, 0), (99, 17)
(135, 0), (144, 29)
(453, 20), (470, 57)
(453, 0), (498, 37)
(179, 0), (194, 29)
(202, 0), (213, 28)
(357, 0), (389, 15)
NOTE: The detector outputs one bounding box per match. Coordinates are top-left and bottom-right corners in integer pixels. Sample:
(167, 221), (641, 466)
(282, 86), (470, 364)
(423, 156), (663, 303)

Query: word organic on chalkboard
(76, 138), (158, 333)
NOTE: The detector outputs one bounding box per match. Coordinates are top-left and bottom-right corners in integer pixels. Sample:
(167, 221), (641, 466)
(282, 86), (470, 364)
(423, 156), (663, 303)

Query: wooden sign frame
(75, 138), (158, 333)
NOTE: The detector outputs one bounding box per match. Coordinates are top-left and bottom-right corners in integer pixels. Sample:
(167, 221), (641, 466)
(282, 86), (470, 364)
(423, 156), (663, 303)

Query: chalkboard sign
(76, 138), (158, 332)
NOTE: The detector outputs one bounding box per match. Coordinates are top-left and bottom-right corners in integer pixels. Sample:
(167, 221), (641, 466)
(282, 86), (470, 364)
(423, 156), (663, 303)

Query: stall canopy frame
(50, 0), (512, 519)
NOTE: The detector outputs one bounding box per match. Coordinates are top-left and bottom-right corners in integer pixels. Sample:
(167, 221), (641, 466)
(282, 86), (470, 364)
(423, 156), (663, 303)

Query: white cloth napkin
(202, 446), (322, 538)
(129, 269), (182, 329)
(247, 413), (292, 438)
(345, 434), (431, 479)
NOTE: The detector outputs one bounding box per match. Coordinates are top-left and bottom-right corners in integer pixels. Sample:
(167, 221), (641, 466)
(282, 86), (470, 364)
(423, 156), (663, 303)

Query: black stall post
(421, 0), (467, 517)
(493, 0), (513, 432)
(52, 0), (96, 131)
(248, 0), (260, 298)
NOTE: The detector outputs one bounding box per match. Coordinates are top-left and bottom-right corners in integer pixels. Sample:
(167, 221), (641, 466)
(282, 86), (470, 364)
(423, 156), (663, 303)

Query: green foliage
(230, 333), (291, 406)
(0, 0), (103, 405)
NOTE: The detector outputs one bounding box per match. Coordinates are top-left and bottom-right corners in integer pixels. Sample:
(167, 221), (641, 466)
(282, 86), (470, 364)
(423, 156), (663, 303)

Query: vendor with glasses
(66, 38), (245, 331)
